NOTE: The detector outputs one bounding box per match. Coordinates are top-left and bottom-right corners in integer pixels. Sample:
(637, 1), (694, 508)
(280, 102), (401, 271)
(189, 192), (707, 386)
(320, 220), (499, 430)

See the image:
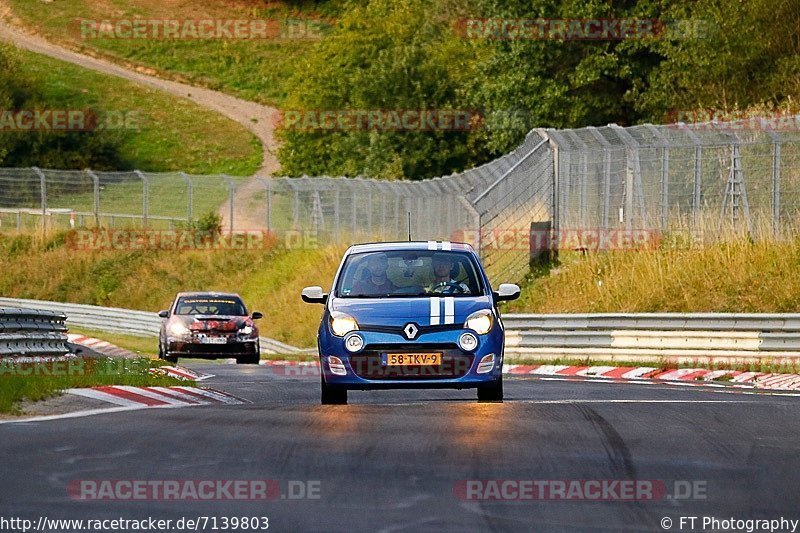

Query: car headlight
(329, 312), (359, 337)
(464, 310), (493, 335)
(239, 325), (254, 335)
(168, 322), (190, 337)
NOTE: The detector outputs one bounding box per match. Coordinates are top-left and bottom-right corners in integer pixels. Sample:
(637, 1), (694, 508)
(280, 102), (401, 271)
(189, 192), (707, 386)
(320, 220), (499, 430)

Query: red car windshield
(174, 297), (247, 316)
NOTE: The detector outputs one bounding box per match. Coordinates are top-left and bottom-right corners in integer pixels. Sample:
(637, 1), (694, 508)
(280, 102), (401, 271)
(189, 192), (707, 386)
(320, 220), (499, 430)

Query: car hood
(330, 296), (493, 327)
(168, 315), (251, 332)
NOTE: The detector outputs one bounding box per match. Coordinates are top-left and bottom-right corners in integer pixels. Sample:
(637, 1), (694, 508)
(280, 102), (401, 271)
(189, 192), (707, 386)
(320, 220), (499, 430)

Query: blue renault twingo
(301, 241), (520, 404)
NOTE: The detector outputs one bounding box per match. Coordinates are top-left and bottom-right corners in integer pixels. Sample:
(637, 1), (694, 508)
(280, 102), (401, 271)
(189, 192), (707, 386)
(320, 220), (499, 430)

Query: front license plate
(200, 336), (227, 344)
(384, 353), (442, 366)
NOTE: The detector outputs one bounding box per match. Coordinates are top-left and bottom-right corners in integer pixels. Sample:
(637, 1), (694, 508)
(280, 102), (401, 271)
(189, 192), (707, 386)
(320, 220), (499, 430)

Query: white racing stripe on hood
(444, 297), (455, 324)
(430, 296), (440, 325)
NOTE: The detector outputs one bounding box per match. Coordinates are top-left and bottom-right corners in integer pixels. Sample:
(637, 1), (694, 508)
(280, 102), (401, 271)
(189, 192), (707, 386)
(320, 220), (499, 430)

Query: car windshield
(174, 296), (247, 316)
(335, 250), (483, 298)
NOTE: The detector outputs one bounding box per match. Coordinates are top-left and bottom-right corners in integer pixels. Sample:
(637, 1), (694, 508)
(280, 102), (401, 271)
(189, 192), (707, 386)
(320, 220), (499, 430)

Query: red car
(158, 292), (263, 364)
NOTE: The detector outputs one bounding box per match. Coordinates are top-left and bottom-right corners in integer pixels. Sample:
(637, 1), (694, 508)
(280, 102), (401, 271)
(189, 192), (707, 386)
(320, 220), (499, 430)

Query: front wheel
(477, 375), (503, 402)
(236, 342), (261, 364)
(321, 374), (347, 405)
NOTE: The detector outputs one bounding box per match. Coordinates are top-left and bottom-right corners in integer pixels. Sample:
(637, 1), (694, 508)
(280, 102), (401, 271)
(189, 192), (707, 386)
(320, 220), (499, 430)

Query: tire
(236, 353), (260, 365)
(477, 375), (503, 402)
(236, 344), (260, 365)
(163, 352), (178, 364)
(321, 374), (347, 405)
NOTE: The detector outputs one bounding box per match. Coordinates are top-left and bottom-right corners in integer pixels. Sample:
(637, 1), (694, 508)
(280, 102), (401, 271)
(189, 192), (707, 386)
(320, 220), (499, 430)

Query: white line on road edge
(0, 404), (188, 425)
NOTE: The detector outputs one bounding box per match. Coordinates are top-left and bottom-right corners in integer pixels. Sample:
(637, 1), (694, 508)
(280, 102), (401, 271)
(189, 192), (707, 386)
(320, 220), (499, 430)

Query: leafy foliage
(278, 0), (799, 178)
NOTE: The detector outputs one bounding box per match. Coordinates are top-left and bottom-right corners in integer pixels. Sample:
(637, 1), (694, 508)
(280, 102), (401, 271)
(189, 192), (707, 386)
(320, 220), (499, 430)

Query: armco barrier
(0, 307), (69, 356)
(0, 298), (304, 355)
(502, 313), (800, 361)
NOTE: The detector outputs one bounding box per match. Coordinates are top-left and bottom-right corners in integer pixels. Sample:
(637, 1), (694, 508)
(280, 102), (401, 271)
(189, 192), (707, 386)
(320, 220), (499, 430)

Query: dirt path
(0, 7), (281, 229)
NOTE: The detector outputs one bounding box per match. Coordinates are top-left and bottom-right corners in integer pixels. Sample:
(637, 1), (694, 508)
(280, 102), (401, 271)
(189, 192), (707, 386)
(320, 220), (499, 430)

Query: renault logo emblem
(403, 323), (418, 340)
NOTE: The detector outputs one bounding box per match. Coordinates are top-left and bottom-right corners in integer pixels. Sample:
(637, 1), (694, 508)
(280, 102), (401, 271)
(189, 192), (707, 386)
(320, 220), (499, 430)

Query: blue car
(301, 241), (520, 404)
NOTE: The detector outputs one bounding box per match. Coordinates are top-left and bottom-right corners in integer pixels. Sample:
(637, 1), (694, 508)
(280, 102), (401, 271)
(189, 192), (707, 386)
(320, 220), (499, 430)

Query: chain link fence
(1, 116), (799, 284)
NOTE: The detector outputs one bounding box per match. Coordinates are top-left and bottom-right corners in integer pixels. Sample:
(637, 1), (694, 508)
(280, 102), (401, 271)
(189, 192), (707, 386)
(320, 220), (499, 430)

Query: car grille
(350, 347), (473, 380)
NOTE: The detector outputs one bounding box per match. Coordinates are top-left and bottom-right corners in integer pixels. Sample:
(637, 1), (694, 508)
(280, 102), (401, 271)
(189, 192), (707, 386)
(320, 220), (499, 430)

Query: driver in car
(352, 253), (398, 295)
(428, 253), (471, 294)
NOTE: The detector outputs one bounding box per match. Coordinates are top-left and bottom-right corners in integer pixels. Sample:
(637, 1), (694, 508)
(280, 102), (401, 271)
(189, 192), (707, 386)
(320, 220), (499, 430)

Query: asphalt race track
(2, 363), (800, 532)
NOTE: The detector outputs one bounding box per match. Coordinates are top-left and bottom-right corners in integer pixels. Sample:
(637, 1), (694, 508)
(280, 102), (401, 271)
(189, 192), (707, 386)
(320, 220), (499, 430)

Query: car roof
(174, 292), (242, 299)
(347, 241), (474, 254)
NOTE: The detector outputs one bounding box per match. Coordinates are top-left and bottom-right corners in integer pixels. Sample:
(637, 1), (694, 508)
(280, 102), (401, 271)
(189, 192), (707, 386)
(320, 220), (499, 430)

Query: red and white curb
(503, 364), (800, 391)
(67, 334), (138, 358)
(67, 386), (248, 407)
(251, 360), (800, 392)
(150, 365), (214, 382)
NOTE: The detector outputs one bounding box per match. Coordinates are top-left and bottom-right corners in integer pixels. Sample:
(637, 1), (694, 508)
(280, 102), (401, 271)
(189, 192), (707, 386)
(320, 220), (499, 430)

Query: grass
(505, 238), (800, 314)
(10, 47), (262, 175)
(0, 232), (345, 348)
(3, 0), (343, 107)
(70, 326), (158, 356)
(0, 357), (190, 414)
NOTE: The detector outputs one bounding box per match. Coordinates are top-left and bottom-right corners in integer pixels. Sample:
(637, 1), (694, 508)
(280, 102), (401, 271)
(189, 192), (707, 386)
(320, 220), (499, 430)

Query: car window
(174, 297), (247, 316)
(336, 250), (483, 298)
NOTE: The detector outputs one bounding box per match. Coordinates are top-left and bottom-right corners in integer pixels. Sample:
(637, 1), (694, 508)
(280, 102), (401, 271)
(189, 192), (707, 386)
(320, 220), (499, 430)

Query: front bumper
(167, 338), (258, 358)
(318, 326), (503, 390)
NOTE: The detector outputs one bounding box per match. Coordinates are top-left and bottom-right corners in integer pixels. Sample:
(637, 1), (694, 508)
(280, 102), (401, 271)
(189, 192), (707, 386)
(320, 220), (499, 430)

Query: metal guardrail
(502, 313), (800, 359)
(0, 298), (305, 355)
(0, 307), (69, 356)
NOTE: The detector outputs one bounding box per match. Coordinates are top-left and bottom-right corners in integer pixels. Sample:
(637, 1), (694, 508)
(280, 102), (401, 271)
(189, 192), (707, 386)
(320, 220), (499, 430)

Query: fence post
(134, 170), (149, 228)
(679, 124), (703, 239)
(367, 184), (373, 236)
(255, 177), (271, 234)
(644, 124), (671, 232)
(332, 185), (340, 241)
(564, 131), (589, 227)
(32, 167), (46, 238)
(610, 124), (646, 232)
(86, 169), (100, 228)
(586, 128), (613, 239)
(179, 172), (193, 223)
(224, 174), (234, 234)
(762, 121), (782, 238)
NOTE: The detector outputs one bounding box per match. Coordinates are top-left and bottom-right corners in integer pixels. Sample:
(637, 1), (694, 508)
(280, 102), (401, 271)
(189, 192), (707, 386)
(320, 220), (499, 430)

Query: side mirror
(301, 286), (328, 304)
(158, 310), (169, 318)
(251, 311), (264, 320)
(493, 283), (521, 302)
